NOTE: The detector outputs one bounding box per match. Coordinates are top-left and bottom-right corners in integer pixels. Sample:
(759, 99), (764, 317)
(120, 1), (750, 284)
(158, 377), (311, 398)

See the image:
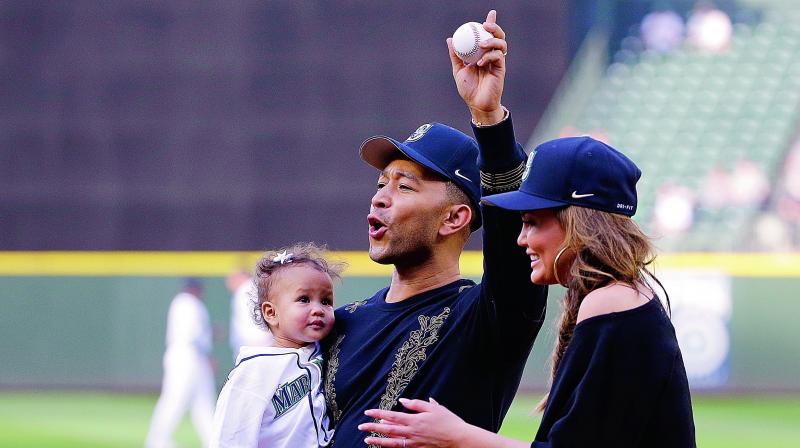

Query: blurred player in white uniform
(226, 270), (272, 362)
(146, 278), (216, 448)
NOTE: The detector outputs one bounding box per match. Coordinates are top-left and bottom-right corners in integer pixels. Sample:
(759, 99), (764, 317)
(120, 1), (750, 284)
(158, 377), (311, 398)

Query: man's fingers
(486, 9), (497, 25)
(365, 408), (414, 425)
(363, 437), (407, 448)
(479, 37), (507, 54)
(483, 21), (506, 40)
(446, 38), (465, 72)
(478, 49), (507, 67)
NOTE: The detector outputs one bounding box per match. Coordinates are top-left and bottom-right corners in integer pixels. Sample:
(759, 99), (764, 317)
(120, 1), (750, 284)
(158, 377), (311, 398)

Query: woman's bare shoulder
(576, 283), (650, 324)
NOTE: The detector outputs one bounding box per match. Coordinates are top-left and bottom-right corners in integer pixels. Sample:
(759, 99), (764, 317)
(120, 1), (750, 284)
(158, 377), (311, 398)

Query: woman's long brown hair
(536, 206), (658, 412)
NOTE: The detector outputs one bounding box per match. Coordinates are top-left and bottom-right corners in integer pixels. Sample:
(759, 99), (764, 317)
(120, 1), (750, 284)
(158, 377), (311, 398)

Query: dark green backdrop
(1, 275), (798, 392)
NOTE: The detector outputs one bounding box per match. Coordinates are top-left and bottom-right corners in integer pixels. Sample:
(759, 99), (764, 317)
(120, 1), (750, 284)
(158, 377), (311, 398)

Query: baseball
(452, 22), (493, 65)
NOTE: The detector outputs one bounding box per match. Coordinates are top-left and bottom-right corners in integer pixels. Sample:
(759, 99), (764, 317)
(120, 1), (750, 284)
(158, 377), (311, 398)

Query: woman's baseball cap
(481, 136), (641, 216)
(360, 122), (482, 230)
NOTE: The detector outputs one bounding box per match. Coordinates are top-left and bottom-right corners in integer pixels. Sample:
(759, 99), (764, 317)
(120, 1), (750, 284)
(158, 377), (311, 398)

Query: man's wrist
(471, 109), (525, 174)
(470, 106), (508, 127)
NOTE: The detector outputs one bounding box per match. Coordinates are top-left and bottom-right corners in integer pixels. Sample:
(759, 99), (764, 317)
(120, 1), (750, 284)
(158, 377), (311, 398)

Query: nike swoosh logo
(454, 169), (472, 183)
(571, 191), (595, 199)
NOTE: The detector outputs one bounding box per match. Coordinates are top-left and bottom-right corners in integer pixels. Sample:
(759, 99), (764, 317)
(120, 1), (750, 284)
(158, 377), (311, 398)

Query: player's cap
(481, 136), (640, 217)
(360, 123), (482, 230)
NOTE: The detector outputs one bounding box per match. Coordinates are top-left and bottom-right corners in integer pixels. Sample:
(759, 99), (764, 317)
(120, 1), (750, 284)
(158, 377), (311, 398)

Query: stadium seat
(550, 9), (799, 251)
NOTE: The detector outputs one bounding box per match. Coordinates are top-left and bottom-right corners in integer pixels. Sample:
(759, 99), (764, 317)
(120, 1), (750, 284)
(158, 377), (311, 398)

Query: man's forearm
(473, 110), (526, 180)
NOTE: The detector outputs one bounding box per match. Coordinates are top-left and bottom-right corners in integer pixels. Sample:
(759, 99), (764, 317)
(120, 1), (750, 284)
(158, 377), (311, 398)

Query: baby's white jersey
(210, 343), (333, 447)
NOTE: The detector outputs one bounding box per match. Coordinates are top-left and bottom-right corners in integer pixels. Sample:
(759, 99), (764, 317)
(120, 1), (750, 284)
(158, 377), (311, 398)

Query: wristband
(472, 106), (510, 128)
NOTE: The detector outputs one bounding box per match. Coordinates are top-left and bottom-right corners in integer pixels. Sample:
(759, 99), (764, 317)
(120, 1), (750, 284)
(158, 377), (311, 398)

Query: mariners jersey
(323, 115), (549, 447)
(211, 343), (333, 447)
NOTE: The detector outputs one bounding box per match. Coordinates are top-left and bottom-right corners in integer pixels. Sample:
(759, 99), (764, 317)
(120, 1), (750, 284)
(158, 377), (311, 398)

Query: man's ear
(262, 301), (278, 328)
(439, 204), (472, 237)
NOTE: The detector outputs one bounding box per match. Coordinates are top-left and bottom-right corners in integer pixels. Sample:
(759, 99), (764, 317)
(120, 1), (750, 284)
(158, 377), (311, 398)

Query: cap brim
(359, 136), (450, 179)
(481, 190), (567, 211)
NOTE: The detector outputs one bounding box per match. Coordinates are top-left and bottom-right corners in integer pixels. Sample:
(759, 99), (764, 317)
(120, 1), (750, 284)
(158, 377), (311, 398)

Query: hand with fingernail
(446, 10), (508, 127)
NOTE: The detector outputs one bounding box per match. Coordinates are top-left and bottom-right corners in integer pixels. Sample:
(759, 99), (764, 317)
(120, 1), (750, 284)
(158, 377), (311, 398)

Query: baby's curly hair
(251, 242), (345, 331)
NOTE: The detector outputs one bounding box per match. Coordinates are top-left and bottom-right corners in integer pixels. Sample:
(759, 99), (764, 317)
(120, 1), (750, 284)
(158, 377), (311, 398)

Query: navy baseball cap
(482, 136), (641, 216)
(360, 123), (482, 230)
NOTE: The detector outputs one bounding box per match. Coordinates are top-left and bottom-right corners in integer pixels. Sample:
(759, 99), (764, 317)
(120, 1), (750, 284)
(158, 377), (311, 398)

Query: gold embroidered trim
(345, 299), (368, 313)
(324, 334), (345, 424)
(368, 307), (452, 446)
(480, 160), (526, 193)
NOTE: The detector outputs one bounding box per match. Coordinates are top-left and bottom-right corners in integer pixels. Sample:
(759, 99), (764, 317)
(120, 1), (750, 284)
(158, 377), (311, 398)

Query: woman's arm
(359, 398), (530, 448)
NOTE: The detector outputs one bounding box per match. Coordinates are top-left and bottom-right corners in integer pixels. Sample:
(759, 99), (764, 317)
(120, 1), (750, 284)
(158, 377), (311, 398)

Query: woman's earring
(553, 247), (569, 286)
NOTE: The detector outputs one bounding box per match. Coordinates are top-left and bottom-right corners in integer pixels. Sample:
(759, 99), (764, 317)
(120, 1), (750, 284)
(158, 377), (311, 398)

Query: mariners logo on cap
(405, 124), (432, 142)
(521, 150), (536, 181)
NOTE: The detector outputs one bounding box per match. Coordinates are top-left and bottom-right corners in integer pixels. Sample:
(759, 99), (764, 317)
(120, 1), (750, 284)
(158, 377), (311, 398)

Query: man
(226, 269), (271, 362)
(145, 278), (216, 448)
(324, 11), (547, 446)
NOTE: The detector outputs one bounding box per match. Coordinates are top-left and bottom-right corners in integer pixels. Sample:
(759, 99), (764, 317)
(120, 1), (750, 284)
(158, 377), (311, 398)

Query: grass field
(0, 392), (798, 447)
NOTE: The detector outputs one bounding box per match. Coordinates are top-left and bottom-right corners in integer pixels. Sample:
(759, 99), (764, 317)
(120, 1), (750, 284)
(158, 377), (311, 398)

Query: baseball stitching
(457, 23), (482, 59)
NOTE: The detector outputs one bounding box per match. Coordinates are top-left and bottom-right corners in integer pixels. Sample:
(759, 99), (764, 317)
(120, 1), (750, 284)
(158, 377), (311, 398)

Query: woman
(358, 136), (696, 447)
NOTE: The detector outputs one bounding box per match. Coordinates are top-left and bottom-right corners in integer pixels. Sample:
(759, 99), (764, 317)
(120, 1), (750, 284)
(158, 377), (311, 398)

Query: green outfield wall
(1, 252), (798, 392)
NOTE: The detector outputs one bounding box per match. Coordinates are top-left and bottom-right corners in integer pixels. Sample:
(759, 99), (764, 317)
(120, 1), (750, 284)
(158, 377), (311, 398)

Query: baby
(210, 243), (342, 447)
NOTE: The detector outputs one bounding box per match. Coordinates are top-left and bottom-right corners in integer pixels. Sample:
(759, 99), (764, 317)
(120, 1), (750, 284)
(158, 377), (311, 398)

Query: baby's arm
(210, 364), (275, 447)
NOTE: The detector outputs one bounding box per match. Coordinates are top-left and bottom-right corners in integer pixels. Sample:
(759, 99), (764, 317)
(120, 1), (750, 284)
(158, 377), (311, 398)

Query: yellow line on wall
(652, 252), (800, 277)
(0, 251), (797, 277)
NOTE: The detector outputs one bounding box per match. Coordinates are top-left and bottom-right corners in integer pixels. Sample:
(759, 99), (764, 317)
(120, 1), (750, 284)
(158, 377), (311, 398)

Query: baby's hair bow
(272, 250), (294, 265)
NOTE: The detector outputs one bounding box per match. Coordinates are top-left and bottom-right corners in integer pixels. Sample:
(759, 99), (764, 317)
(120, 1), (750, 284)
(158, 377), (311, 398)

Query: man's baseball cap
(482, 136), (641, 216)
(360, 123), (482, 230)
